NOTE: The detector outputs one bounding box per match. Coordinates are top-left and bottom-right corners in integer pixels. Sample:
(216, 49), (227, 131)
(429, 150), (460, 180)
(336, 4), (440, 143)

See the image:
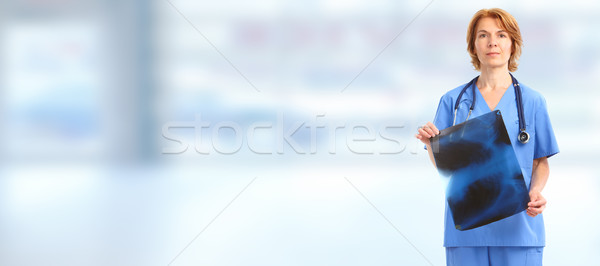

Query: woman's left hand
(527, 190), (546, 217)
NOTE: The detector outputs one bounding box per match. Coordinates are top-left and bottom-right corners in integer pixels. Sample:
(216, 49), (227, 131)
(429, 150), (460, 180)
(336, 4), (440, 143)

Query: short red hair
(467, 8), (523, 72)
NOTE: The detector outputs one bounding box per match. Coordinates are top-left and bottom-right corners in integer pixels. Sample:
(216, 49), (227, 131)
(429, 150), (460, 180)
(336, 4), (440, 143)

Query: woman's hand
(528, 157), (550, 218)
(527, 190), (546, 217)
(415, 122), (440, 146)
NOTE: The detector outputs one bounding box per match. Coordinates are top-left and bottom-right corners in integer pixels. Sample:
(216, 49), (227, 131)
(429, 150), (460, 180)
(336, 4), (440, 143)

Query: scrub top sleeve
(424, 95), (453, 150)
(534, 97), (560, 159)
(433, 94), (453, 131)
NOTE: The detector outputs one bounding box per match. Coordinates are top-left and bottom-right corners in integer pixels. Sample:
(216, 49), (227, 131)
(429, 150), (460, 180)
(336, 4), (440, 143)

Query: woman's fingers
(422, 127), (434, 137)
(418, 122), (440, 138)
(415, 122), (441, 145)
(527, 205), (545, 217)
(526, 193), (547, 217)
(425, 122), (440, 134)
(528, 196), (547, 207)
(418, 127), (432, 138)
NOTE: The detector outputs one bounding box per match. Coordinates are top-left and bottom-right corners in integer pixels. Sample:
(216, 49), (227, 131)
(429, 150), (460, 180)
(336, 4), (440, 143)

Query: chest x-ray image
(431, 110), (530, 230)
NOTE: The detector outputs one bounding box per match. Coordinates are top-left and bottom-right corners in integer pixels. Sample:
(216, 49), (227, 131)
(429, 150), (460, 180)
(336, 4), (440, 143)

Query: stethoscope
(453, 73), (530, 144)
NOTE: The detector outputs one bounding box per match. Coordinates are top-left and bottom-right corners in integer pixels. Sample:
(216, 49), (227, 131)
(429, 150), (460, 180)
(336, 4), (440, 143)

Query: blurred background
(0, 0), (598, 265)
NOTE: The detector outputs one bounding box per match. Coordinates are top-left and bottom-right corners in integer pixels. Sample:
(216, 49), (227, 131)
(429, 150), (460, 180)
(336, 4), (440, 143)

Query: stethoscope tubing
(452, 74), (529, 144)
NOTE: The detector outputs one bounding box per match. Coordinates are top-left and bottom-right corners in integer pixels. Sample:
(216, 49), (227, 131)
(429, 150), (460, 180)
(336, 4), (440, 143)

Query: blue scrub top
(431, 79), (559, 247)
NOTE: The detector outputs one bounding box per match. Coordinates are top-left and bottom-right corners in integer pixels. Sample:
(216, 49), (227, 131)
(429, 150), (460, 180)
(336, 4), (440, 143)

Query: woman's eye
(499, 34), (507, 38)
(479, 34), (486, 38)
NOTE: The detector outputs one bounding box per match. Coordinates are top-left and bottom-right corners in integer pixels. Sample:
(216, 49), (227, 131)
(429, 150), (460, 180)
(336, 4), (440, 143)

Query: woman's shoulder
(518, 82), (547, 104)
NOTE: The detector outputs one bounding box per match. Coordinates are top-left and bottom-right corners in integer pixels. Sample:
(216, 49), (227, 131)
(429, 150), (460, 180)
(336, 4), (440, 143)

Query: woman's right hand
(415, 122), (440, 146)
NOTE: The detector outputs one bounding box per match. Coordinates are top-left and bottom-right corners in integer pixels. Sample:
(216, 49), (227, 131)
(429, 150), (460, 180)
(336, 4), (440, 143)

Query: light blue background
(0, 0), (598, 265)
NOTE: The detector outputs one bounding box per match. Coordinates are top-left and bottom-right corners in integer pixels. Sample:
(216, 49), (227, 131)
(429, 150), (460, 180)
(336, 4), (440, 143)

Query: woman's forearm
(426, 144), (436, 168)
(530, 157), (549, 192)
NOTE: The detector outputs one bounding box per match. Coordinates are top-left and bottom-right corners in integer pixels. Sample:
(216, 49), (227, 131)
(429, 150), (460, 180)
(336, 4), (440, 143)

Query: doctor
(415, 8), (559, 266)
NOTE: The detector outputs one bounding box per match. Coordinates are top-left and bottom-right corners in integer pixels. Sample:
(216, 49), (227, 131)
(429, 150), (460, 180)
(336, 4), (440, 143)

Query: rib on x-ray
(431, 110), (530, 231)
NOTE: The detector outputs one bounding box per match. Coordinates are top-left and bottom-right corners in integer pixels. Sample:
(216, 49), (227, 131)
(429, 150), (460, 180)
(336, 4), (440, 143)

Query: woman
(415, 8), (559, 266)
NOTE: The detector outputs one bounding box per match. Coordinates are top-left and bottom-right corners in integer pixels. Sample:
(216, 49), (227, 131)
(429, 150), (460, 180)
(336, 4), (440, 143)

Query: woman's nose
(488, 37), (498, 47)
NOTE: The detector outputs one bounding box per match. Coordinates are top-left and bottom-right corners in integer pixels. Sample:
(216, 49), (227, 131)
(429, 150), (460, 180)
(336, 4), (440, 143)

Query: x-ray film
(431, 110), (529, 231)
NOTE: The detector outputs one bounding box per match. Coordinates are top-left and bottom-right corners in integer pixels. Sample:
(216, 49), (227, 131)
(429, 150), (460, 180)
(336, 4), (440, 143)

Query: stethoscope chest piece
(518, 130), (530, 144)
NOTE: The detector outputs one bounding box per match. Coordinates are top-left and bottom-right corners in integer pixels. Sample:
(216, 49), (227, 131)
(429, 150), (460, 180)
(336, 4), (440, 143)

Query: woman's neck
(477, 67), (512, 91)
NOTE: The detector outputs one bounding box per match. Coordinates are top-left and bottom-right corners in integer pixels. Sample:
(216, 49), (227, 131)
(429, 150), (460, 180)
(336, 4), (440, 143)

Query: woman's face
(474, 17), (512, 70)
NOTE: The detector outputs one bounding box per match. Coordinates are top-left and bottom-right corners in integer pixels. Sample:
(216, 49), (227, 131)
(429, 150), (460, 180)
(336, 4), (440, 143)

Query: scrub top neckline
(473, 82), (516, 113)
